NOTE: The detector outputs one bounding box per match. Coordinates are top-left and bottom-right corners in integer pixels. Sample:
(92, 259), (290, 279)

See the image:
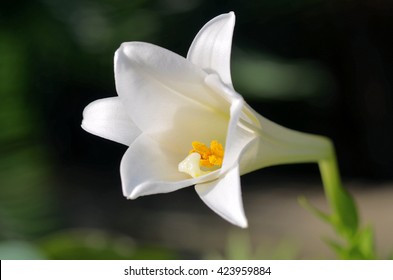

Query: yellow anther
(189, 140), (224, 168)
(208, 155), (223, 166)
(190, 141), (209, 159)
(210, 140), (224, 158)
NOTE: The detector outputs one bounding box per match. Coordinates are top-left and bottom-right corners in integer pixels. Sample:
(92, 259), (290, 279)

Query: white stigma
(178, 153), (208, 178)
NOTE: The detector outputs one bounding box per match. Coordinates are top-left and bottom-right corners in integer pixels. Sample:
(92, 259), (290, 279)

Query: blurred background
(1, 0), (392, 259)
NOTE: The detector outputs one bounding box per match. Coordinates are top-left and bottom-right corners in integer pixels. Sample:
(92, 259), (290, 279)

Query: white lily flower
(82, 12), (331, 228)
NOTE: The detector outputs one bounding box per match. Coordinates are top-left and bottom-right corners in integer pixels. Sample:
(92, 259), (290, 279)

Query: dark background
(1, 0), (392, 259)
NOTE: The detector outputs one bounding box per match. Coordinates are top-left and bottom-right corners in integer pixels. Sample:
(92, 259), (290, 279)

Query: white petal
(114, 42), (229, 146)
(204, 75), (256, 173)
(195, 165), (247, 228)
(187, 12), (235, 87)
(222, 97), (252, 171)
(121, 134), (220, 199)
(81, 97), (141, 146)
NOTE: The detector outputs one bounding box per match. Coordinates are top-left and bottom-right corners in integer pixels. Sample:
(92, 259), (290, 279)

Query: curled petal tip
(239, 220), (248, 229)
(227, 11), (235, 18)
(196, 165), (248, 228)
(187, 10), (236, 87)
(81, 97), (140, 146)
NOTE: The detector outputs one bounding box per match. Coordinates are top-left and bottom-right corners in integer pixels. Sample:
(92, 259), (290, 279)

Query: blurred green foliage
(0, 26), (56, 240)
(0, 240), (45, 260)
(206, 230), (298, 260)
(0, 229), (179, 260)
(232, 51), (335, 101)
(39, 229), (179, 260)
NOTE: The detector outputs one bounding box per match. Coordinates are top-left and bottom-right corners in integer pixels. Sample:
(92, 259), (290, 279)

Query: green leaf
(298, 196), (331, 224)
(333, 188), (359, 236)
(354, 226), (376, 259)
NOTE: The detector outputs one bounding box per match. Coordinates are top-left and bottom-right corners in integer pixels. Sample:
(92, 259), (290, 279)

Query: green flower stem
(318, 142), (359, 237)
(316, 140), (375, 259)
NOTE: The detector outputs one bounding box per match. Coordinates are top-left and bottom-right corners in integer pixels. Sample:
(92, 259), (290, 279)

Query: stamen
(178, 140), (224, 178)
(190, 140), (224, 168)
